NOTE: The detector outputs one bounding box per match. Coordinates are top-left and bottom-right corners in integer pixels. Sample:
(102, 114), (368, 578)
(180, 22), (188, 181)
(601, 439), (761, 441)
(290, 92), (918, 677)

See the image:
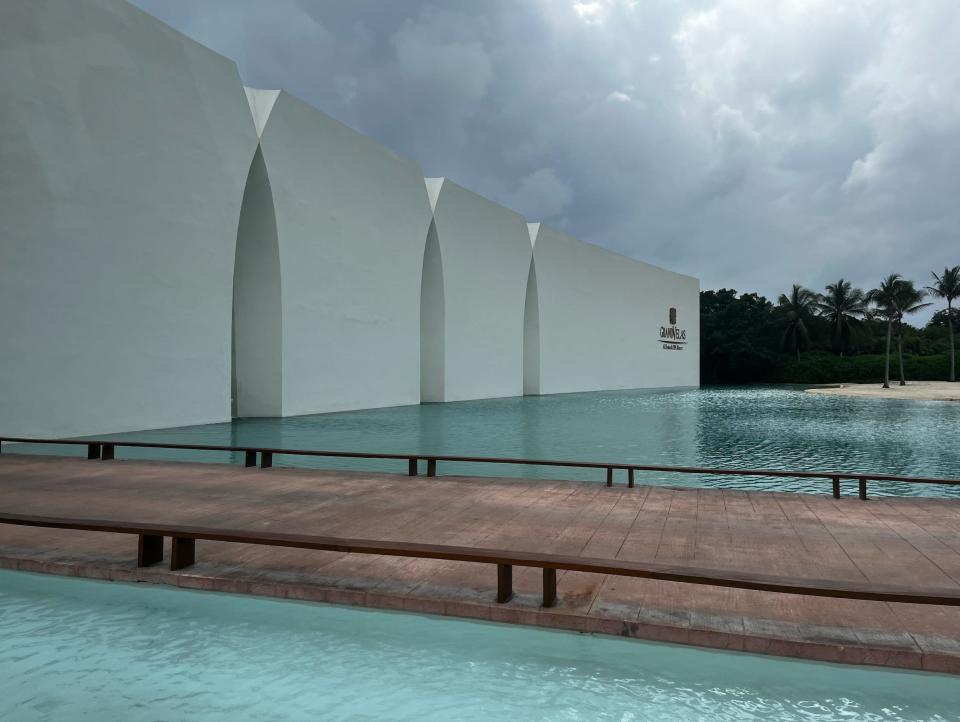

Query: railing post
(542, 568), (557, 608)
(832, 476), (841, 499)
(244, 450), (256, 467)
(427, 459), (437, 477)
(100, 444), (115, 461)
(496, 563), (513, 603)
(408, 458), (418, 476)
(628, 468), (635, 488)
(137, 534), (163, 567)
(260, 451), (273, 469)
(87, 443), (101, 460)
(859, 477), (868, 501)
(606, 467), (613, 487)
(170, 536), (196, 570)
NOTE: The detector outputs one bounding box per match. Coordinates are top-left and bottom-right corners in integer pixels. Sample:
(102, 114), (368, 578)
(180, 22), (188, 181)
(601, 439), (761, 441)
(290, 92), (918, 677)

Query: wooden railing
(1, 436), (959, 500)
(1, 511), (958, 608)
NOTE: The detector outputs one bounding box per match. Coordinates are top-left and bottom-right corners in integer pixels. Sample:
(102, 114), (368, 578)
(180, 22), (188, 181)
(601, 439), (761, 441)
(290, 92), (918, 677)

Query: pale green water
(63, 386), (960, 497)
(0, 570), (956, 721)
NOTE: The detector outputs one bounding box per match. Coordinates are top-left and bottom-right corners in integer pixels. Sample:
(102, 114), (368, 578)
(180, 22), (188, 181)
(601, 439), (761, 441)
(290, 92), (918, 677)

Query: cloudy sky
(132, 0), (959, 322)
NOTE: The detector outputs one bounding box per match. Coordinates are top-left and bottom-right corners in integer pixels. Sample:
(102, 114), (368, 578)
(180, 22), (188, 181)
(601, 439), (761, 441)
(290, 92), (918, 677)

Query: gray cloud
(131, 0), (960, 322)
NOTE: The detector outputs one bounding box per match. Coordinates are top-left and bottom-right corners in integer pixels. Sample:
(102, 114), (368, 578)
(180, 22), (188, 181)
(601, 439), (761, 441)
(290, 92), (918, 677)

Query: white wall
(528, 223), (700, 394)
(0, 0), (258, 438)
(248, 90), (433, 416)
(421, 178), (532, 402)
(0, 1), (701, 438)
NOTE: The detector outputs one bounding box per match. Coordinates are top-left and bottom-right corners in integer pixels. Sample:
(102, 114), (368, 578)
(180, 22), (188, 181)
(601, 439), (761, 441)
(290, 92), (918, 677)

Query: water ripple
(33, 386), (957, 498)
(0, 571), (957, 721)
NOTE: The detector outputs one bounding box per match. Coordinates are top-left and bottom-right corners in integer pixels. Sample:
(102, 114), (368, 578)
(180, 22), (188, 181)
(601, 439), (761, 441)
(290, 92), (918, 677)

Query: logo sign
(659, 307), (687, 351)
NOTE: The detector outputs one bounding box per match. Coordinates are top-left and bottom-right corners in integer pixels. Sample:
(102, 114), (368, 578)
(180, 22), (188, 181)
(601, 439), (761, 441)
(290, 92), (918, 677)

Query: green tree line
(701, 267), (960, 385)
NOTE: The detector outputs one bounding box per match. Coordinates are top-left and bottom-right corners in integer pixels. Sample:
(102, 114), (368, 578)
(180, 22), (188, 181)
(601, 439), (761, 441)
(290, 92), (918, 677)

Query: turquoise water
(61, 386), (960, 497)
(0, 570), (956, 721)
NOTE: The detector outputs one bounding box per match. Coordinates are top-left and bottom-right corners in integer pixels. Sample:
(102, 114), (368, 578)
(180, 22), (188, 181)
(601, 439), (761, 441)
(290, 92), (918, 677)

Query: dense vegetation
(700, 268), (959, 385)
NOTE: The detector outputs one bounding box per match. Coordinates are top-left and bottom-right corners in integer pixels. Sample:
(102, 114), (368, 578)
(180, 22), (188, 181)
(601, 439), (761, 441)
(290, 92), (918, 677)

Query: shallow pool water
(0, 571), (956, 721)
(49, 385), (960, 496)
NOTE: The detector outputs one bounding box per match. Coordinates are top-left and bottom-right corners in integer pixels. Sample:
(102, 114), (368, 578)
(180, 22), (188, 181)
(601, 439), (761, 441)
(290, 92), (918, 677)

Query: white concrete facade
(241, 90), (433, 417)
(0, 0), (258, 438)
(421, 179), (532, 402)
(0, 0), (699, 439)
(526, 224), (700, 395)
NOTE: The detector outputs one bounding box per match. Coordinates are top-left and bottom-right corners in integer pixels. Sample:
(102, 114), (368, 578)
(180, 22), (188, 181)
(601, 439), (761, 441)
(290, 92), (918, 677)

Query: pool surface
(51, 385), (960, 496)
(0, 570), (956, 721)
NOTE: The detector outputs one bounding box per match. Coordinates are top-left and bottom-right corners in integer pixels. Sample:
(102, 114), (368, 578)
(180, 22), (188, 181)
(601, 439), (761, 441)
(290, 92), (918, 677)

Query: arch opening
(523, 259), (540, 395)
(231, 146), (282, 417)
(420, 219), (445, 402)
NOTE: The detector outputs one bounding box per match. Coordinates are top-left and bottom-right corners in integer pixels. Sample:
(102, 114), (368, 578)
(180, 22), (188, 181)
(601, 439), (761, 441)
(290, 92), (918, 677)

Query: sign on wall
(658, 307), (687, 351)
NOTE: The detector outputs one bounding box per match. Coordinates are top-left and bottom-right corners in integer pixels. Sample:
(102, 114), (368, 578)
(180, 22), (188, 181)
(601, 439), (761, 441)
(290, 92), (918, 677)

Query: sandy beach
(807, 380), (960, 402)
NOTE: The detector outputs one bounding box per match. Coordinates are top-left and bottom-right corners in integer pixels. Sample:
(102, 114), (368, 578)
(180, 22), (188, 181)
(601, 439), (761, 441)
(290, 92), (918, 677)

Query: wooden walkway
(1, 454), (959, 673)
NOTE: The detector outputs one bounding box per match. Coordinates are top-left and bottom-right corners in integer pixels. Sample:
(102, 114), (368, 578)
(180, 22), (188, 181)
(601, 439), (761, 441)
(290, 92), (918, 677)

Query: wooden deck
(1, 454), (959, 673)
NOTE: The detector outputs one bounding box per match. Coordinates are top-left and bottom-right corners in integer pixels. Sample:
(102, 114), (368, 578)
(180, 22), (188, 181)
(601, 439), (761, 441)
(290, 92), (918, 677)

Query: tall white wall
(421, 178), (532, 402)
(0, 1), (702, 437)
(528, 224), (700, 394)
(0, 0), (258, 438)
(248, 90), (433, 416)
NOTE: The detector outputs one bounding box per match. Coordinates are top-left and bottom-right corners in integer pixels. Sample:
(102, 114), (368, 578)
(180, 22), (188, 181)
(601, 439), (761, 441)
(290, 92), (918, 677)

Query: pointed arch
(523, 258), (540, 395)
(232, 146), (282, 417)
(420, 219), (445, 402)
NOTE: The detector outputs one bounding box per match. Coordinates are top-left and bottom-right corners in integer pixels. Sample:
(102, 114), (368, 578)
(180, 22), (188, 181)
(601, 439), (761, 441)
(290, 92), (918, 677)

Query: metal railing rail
(1, 511), (958, 608)
(2, 436), (959, 500)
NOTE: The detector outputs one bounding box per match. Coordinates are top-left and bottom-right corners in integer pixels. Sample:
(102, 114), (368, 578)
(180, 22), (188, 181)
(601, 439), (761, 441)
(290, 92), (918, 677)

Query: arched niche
(420, 219), (445, 402)
(232, 146), (282, 417)
(523, 258), (540, 395)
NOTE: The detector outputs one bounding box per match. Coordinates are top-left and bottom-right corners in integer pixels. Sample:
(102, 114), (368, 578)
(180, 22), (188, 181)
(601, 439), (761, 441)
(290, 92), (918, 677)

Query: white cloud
(391, 19), (492, 106)
(507, 168), (574, 221)
(571, 0), (640, 26)
(132, 0), (960, 322)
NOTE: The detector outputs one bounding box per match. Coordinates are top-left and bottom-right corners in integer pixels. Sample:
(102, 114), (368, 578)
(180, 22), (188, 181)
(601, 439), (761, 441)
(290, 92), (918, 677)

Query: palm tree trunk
(949, 300), (956, 383)
(883, 320), (892, 388)
(897, 322), (906, 386)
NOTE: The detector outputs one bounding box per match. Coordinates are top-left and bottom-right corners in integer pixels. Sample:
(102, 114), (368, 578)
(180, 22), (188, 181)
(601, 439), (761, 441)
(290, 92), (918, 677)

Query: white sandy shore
(806, 381), (960, 402)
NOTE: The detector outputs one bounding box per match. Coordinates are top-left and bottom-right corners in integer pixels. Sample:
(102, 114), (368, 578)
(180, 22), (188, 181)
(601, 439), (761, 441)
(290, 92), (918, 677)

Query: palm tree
(814, 279), (867, 356)
(926, 266), (960, 382)
(777, 284), (817, 362)
(867, 274), (902, 389)
(891, 281), (930, 385)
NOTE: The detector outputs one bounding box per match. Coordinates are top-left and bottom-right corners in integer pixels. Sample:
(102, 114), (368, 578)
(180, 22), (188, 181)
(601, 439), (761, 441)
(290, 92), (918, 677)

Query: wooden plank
(1, 457), (959, 672)
(170, 536), (195, 570)
(543, 568), (557, 607)
(137, 534), (163, 567)
(1, 510), (959, 605)
(497, 563), (513, 603)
